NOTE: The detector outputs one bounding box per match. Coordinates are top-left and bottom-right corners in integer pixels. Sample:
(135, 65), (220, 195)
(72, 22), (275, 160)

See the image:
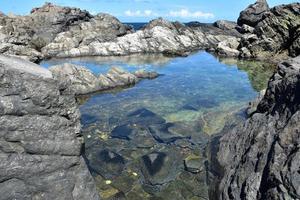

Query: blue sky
(0, 0), (296, 22)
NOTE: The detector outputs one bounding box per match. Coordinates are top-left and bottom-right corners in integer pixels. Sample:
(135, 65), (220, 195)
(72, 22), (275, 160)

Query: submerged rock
(140, 148), (183, 186)
(217, 56), (300, 199)
(87, 149), (125, 179)
(184, 154), (203, 174)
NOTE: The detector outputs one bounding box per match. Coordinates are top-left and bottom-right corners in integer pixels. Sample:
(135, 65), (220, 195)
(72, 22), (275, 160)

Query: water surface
(41, 51), (275, 200)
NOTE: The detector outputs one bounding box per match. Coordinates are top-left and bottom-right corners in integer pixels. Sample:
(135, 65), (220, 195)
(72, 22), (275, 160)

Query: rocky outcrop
(0, 3), (131, 62)
(42, 17), (240, 58)
(0, 55), (100, 200)
(237, 0), (269, 27)
(217, 56), (300, 199)
(237, 2), (300, 59)
(50, 64), (158, 95)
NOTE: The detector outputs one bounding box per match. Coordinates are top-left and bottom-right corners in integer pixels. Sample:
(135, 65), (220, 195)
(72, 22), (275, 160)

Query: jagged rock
(237, 0), (269, 27)
(42, 17), (241, 58)
(215, 37), (241, 57)
(238, 3), (300, 59)
(218, 56), (300, 200)
(237, 24), (255, 34)
(0, 55), (100, 200)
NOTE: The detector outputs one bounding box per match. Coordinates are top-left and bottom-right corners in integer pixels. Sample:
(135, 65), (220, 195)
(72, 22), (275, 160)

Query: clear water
(41, 51), (275, 199)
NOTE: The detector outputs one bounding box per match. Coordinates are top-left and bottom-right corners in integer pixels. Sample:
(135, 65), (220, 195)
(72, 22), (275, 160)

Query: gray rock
(217, 56), (300, 199)
(0, 55), (100, 200)
(237, 0), (269, 27)
(50, 64), (158, 95)
(214, 20), (237, 31)
(134, 69), (159, 79)
(42, 17), (241, 58)
(238, 3), (300, 59)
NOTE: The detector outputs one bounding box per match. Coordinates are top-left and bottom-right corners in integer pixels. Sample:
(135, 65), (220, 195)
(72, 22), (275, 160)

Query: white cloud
(124, 9), (157, 17)
(168, 9), (214, 19)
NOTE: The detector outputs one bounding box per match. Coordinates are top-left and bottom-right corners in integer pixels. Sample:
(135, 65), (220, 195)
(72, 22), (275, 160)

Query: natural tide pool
(41, 51), (275, 200)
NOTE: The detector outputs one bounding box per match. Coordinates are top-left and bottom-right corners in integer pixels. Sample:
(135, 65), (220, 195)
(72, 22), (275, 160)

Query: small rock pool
(41, 51), (275, 200)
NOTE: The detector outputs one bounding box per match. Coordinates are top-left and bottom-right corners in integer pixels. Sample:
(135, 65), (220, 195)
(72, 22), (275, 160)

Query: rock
(87, 149), (125, 179)
(50, 63), (100, 95)
(214, 20), (237, 31)
(0, 3), (92, 61)
(134, 69), (159, 79)
(217, 56), (300, 199)
(246, 89), (266, 116)
(0, 55), (99, 199)
(50, 64), (158, 95)
(215, 37), (241, 57)
(238, 3), (300, 59)
(182, 97), (219, 111)
(148, 123), (190, 144)
(140, 148), (183, 186)
(106, 67), (138, 86)
(42, 16), (240, 58)
(237, 0), (269, 27)
(239, 24), (255, 34)
(184, 154), (203, 173)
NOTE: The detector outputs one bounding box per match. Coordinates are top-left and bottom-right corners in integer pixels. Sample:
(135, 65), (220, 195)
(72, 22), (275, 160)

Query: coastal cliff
(0, 55), (100, 200)
(217, 56), (300, 199)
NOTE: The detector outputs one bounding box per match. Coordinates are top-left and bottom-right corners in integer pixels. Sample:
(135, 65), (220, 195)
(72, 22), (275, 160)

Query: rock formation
(217, 56), (300, 199)
(0, 55), (100, 200)
(237, 2), (300, 59)
(50, 64), (158, 95)
(42, 17), (240, 58)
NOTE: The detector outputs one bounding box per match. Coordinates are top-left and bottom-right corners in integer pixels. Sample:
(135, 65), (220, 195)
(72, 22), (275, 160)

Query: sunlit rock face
(218, 56), (300, 200)
(0, 55), (100, 200)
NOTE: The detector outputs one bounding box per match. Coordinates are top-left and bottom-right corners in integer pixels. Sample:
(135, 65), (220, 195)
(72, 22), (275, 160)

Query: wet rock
(184, 154), (203, 174)
(0, 55), (99, 199)
(126, 108), (166, 126)
(88, 149), (125, 179)
(218, 56), (300, 199)
(111, 124), (137, 140)
(182, 98), (218, 111)
(140, 148), (183, 186)
(149, 123), (190, 144)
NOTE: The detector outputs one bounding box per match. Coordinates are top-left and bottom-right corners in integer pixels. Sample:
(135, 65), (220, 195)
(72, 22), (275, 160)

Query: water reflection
(42, 51), (275, 200)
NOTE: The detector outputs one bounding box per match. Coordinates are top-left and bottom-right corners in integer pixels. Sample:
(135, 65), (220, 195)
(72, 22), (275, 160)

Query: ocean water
(41, 51), (275, 199)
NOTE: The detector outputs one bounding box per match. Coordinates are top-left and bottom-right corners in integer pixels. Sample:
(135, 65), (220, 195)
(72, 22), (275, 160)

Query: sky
(0, 0), (296, 22)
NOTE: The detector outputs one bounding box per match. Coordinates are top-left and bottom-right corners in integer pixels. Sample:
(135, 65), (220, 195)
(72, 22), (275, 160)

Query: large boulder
(0, 55), (100, 200)
(218, 56), (300, 199)
(237, 0), (269, 27)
